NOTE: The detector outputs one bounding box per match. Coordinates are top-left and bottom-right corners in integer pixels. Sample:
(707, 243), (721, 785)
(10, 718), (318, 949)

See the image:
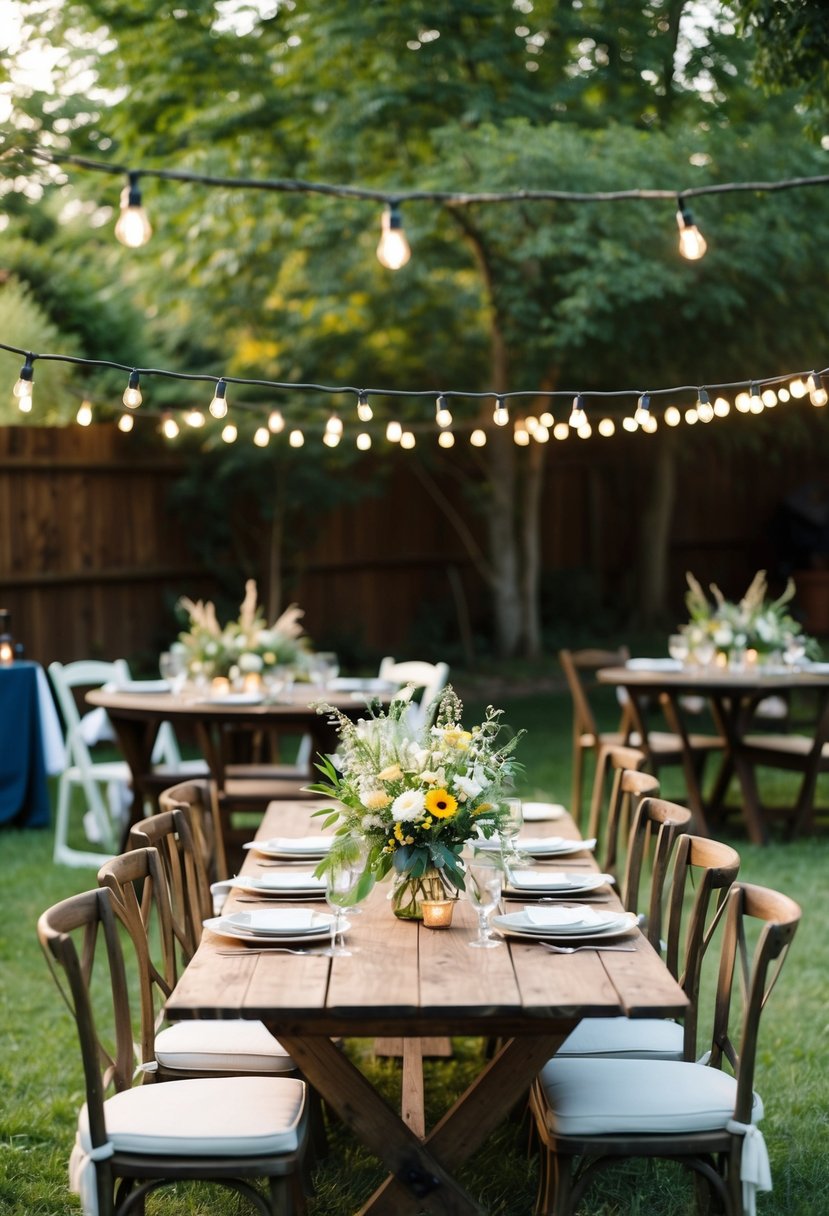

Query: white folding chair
(378, 657), (450, 730)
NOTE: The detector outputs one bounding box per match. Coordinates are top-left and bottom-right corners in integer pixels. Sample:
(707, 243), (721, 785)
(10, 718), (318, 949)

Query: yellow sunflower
(424, 788), (458, 820)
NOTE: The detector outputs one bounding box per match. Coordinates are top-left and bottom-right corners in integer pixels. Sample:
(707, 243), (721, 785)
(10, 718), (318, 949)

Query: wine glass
(310, 652), (340, 691)
(324, 859), (361, 956)
(499, 797), (529, 873)
(466, 857), (504, 949)
(783, 633), (806, 670)
(668, 633), (689, 666)
(159, 650), (187, 695)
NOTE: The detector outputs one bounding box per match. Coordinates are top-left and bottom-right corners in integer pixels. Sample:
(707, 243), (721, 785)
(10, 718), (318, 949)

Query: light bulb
(568, 394), (585, 428)
(622, 416), (638, 432)
(13, 356), (34, 408)
(376, 202), (411, 269)
(713, 396), (730, 417)
(386, 420), (402, 442)
(749, 383), (764, 413)
(161, 412), (179, 439)
(777, 387), (790, 403)
(117, 412), (134, 433)
(577, 421), (592, 438)
(664, 406), (681, 427)
(525, 415), (538, 433)
(698, 401), (714, 423)
(76, 399), (93, 426)
(685, 407), (699, 425)
(185, 408), (205, 428)
(357, 392), (373, 422)
(114, 174), (152, 248)
(123, 370), (142, 408)
(438, 430), (455, 448)
(540, 411), (554, 427)
(762, 389), (778, 408)
(598, 418), (615, 437)
(323, 431), (341, 447)
(812, 386), (828, 407)
(534, 424), (549, 442)
(642, 414), (658, 433)
(492, 397), (509, 426)
(289, 429), (304, 447)
(325, 412), (344, 437)
(221, 423), (238, 443)
(553, 422), (569, 440)
(400, 431), (416, 449)
(268, 409), (285, 433)
(735, 392), (751, 413)
(806, 371), (818, 394)
(634, 392), (651, 426)
(254, 426), (270, 447)
(676, 198), (707, 260)
(356, 432), (372, 450)
(789, 378), (807, 399)
(209, 380), (228, 418)
(470, 428), (487, 447)
(435, 395), (453, 428)
(513, 421), (530, 446)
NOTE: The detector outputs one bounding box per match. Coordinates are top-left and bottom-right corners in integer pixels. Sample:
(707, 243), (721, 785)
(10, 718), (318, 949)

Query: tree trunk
(486, 425), (522, 656)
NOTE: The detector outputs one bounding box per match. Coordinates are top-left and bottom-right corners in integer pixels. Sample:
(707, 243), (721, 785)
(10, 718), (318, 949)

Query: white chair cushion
(538, 1057), (763, 1137)
(155, 1019), (294, 1073)
(556, 1016), (684, 1061)
(79, 1074), (306, 1156)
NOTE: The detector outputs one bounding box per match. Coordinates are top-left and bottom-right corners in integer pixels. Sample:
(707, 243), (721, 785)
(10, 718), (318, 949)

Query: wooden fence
(1, 414), (828, 669)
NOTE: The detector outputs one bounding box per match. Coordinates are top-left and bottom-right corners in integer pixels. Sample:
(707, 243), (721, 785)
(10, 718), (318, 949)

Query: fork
(539, 943), (636, 954)
(216, 947), (318, 956)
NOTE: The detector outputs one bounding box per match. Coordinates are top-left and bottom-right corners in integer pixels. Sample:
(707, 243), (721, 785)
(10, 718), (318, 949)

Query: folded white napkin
(246, 835), (333, 852)
(523, 905), (608, 928)
(227, 908), (319, 932)
(510, 870), (571, 889)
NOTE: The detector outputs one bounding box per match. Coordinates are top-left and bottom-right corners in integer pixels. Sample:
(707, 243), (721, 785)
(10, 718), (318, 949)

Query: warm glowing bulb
(525, 415), (538, 433)
(622, 416), (638, 432)
(289, 429), (305, 447)
(598, 417), (615, 437)
(577, 421), (592, 439)
(664, 406), (681, 427)
(698, 402), (714, 423)
(713, 396), (730, 417)
(376, 203), (411, 269)
(268, 409), (284, 433)
(400, 431), (416, 449)
(806, 372), (818, 394)
(568, 394), (584, 428)
(812, 386), (828, 407)
(493, 398), (509, 426)
(357, 393), (373, 422)
(325, 412), (344, 436)
(634, 393), (651, 426)
(114, 176), (152, 248)
(221, 423), (237, 443)
(514, 423), (530, 446)
(185, 408), (205, 428)
(13, 358), (34, 406)
(642, 414), (658, 433)
(685, 407), (699, 424)
(734, 392), (751, 412)
(386, 420), (402, 442)
(762, 389), (778, 408)
(209, 380), (228, 418)
(117, 412), (134, 433)
(676, 200), (707, 260)
(76, 399), (93, 426)
(789, 378), (807, 399)
(254, 426), (270, 447)
(438, 430), (455, 448)
(470, 428), (487, 447)
(540, 411), (554, 428)
(553, 422), (569, 440)
(123, 370), (142, 408)
(777, 387), (790, 403)
(749, 384), (764, 413)
(356, 432), (372, 450)
(534, 424), (549, 442)
(161, 413), (179, 439)
(435, 395), (453, 428)
(323, 431), (341, 447)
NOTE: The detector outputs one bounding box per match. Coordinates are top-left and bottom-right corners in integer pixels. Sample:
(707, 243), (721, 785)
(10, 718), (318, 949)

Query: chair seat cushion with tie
(153, 1020), (295, 1074)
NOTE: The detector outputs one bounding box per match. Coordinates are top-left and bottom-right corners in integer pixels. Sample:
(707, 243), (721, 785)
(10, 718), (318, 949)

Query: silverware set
(539, 943), (637, 954)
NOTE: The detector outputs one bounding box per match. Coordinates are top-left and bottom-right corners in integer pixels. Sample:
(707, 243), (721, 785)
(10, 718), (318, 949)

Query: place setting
(491, 903), (639, 946)
(211, 869), (327, 902)
(504, 867), (616, 900)
(204, 906), (343, 947)
(472, 832), (597, 860)
(243, 834), (336, 862)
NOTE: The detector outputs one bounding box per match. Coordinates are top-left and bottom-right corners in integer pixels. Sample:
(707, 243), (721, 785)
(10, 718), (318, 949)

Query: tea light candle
(0, 641), (13, 665)
(421, 899), (454, 929)
(243, 672), (262, 694)
(211, 676), (231, 698)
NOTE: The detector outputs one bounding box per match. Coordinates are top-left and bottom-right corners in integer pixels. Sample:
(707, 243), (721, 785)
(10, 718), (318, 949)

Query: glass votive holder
(243, 672), (263, 694)
(421, 899), (455, 929)
(211, 676), (231, 698)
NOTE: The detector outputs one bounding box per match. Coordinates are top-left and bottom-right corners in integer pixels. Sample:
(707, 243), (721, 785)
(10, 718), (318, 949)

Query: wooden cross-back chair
(584, 744), (655, 876)
(620, 794), (693, 950)
(531, 881), (800, 1216)
(158, 776), (228, 884)
(559, 647), (633, 829)
(97, 846), (297, 1084)
(37, 885), (309, 1216)
(128, 805), (211, 964)
(554, 829), (740, 1065)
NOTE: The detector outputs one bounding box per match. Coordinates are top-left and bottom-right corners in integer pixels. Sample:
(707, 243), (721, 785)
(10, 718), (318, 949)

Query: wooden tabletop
(597, 663), (829, 692)
(165, 799), (687, 1215)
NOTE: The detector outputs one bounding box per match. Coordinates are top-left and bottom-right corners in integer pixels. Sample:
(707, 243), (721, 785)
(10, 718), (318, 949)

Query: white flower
(454, 773), (483, 799)
(391, 789), (426, 821)
(238, 651), (263, 673)
(420, 770), (439, 785)
(407, 744), (431, 770)
(712, 624), (733, 648)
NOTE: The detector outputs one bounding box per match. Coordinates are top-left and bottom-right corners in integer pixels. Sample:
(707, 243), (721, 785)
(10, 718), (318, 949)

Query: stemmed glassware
(309, 651), (340, 691)
(499, 797), (530, 874)
(466, 856), (504, 949)
(324, 861), (361, 956)
(668, 633), (689, 666)
(159, 650), (187, 695)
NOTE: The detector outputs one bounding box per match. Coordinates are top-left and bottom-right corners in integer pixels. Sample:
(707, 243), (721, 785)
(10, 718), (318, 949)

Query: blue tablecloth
(0, 661), (51, 828)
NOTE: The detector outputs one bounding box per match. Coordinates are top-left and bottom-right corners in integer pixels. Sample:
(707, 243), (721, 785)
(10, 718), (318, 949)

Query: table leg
(278, 1032), (564, 1216)
(658, 692), (711, 834)
(708, 694), (768, 845)
(106, 716), (161, 846)
(789, 689), (829, 838)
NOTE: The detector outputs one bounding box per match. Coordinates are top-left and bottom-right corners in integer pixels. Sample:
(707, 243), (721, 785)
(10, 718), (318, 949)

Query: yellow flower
(424, 788), (458, 820)
(443, 728), (472, 750)
(378, 764), (403, 782)
(364, 789), (391, 810)
(472, 801), (494, 816)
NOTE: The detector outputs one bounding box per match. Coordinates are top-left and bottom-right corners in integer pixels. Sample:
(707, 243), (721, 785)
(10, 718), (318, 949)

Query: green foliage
(0, 277), (79, 423)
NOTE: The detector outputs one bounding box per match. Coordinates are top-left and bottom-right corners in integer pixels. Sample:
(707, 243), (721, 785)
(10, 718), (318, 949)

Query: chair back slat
(621, 795), (692, 949)
(159, 777), (228, 883)
(129, 807), (211, 964)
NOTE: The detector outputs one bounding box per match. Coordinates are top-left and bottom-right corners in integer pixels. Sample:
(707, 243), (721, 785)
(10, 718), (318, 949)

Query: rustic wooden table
(164, 799), (687, 1215)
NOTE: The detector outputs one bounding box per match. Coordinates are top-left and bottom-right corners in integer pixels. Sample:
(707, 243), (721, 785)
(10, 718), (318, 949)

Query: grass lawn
(0, 678), (827, 1215)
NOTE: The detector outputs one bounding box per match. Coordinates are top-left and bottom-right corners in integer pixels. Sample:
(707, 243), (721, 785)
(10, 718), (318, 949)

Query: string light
(184, 408), (205, 427)
(553, 422), (569, 440)
(761, 389), (778, 408)
(514, 419), (530, 446)
(735, 391), (751, 412)
(254, 426), (270, 446)
(289, 428), (304, 447)
(664, 406), (682, 426)
(714, 396), (730, 416)
(400, 431), (416, 449)
(492, 396), (509, 426)
(386, 420), (402, 442)
(749, 382), (764, 413)
(122, 370), (142, 408)
(697, 389), (714, 423)
(12, 355), (34, 410)
(598, 418), (615, 437)
(789, 377), (807, 399)
(622, 415), (638, 432)
(117, 412), (134, 432)
(812, 376), (828, 406)
(534, 423), (550, 442)
(470, 428), (487, 447)
(438, 430), (455, 448)
(221, 422), (237, 443)
(435, 394), (453, 428)
(76, 398), (93, 426)
(268, 408), (285, 433)
(777, 387), (790, 402)
(568, 394), (585, 429)
(356, 391), (373, 422)
(376, 202), (411, 270)
(161, 412), (179, 439)
(114, 172), (152, 248)
(209, 379), (228, 418)
(634, 392), (651, 426)
(676, 196), (707, 260)
(356, 432), (372, 450)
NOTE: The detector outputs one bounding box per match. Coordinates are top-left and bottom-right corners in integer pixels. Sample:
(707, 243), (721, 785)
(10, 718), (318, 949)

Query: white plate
(222, 908), (333, 936)
(803, 661), (829, 675)
(521, 802), (566, 822)
(115, 678), (172, 693)
(506, 870), (614, 895)
(221, 872), (326, 898)
(511, 906), (629, 935)
(203, 916), (344, 946)
(626, 657), (682, 671)
(474, 835), (596, 858)
(492, 910), (638, 942)
(329, 677), (396, 693)
(245, 835), (335, 859)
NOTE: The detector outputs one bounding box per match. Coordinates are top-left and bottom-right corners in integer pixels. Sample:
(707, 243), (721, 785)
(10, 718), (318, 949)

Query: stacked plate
(474, 835), (596, 859)
(492, 905), (638, 943)
(521, 802), (566, 822)
(245, 835), (335, 861)
(505, 869), (614, 899)
(204, 907), (343, 946)
(218, 871), (326, 899)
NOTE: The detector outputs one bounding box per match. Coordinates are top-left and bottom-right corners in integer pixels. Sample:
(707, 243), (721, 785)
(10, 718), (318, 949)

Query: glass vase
(391, 866), (455, 921)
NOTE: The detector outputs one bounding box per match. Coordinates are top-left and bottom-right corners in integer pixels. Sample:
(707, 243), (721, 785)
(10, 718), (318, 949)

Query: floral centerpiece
(175, 579), (307, 682)
(682, 570), (818, 664)
(308, 685), (525, 919)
